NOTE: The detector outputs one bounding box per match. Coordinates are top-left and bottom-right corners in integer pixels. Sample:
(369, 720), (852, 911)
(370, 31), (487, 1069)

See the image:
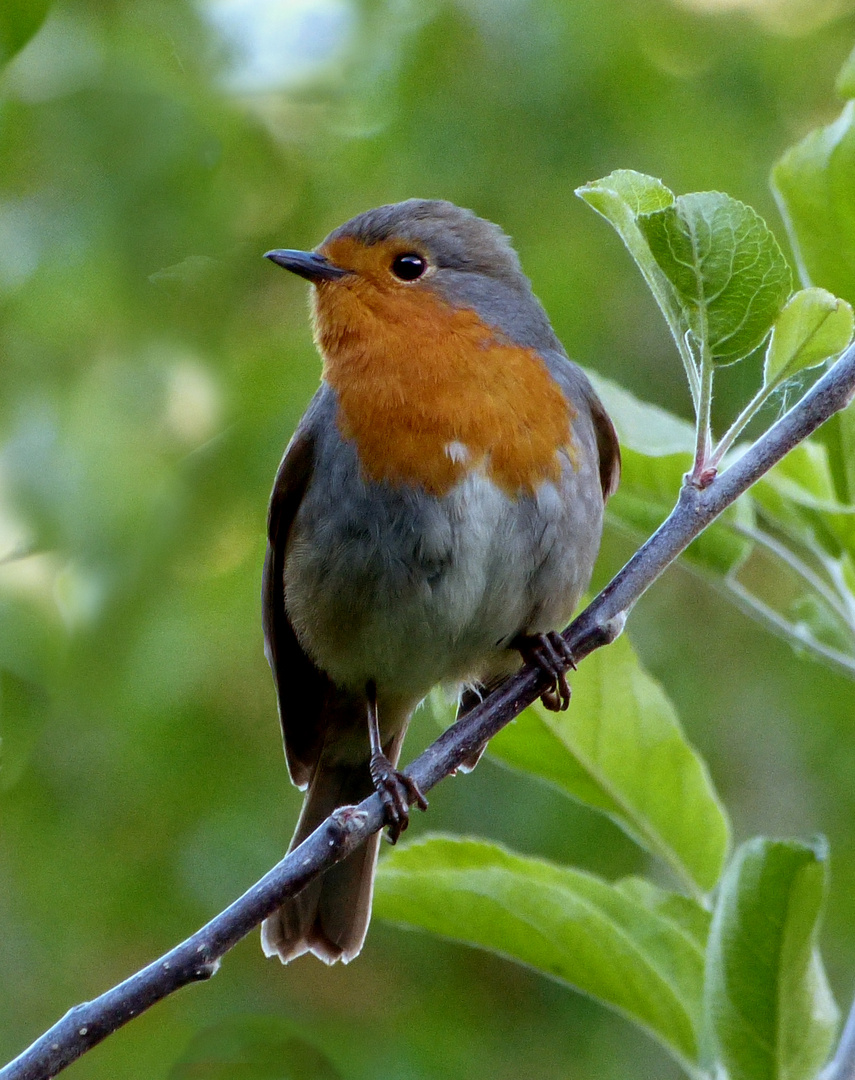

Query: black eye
(391, 253), (427, 281)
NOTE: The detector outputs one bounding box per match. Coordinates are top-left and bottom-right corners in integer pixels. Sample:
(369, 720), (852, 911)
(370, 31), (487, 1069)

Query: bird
(260, 199), (620, 965)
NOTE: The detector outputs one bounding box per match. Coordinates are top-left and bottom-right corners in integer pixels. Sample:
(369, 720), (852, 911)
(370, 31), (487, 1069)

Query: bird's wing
(539, 352), (621, 502)
(584, 381), (622, 500)
(263, 422), (334, 789)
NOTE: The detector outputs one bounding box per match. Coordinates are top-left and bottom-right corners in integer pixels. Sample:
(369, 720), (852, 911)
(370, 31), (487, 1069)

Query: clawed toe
(370, 752), (428, 843)
(514, 631), (575, 711)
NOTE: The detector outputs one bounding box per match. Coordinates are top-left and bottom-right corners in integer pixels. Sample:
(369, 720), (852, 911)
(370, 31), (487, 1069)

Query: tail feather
(262, 728), (405, 964)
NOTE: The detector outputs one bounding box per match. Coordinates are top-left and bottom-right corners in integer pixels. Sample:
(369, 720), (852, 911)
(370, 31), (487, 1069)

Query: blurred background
(1, 0), (854, 1077)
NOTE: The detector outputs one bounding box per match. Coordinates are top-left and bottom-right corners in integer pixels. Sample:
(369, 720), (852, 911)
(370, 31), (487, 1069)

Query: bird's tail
(261, 728), (405, 965)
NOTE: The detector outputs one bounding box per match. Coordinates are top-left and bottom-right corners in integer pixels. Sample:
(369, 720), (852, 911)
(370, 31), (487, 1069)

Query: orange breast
(313, 244), (575, 498)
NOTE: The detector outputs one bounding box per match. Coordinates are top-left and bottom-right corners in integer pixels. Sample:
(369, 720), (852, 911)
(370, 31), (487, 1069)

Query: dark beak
(264, 249), (349, 282)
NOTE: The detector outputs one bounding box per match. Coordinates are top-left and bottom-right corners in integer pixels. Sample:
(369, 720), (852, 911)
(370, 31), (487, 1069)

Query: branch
(4, 342), (855, 1080)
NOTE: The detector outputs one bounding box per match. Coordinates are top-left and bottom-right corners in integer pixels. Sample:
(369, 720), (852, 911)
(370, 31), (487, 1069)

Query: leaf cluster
(374, 47), (855, 1080)
(378, 639), (836, 1080)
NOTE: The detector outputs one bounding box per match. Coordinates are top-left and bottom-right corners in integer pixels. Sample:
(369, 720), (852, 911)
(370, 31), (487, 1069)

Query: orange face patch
(313, 236), (575, 498)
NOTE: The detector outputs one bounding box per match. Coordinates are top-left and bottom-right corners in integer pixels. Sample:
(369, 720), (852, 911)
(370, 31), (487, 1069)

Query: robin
(260, 199), (620, 965)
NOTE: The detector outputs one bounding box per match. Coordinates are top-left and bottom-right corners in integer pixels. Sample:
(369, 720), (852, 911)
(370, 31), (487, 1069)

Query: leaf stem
(722, 579), (855, 679)
(730, 522), (855, 635)
(710, 382), (773, 469)
(691, 354), (714, 483)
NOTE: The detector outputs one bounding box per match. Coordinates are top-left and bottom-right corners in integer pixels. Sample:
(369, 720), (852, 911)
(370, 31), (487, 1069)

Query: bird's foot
(369, 752), (428, 843)
(514, 631), (576, 712)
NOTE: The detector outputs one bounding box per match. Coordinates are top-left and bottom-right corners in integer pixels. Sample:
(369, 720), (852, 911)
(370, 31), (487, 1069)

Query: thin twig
(730, 522), (855, 634)
(710, 378), (775, 468)
(4, 340), (855, 1080)
(723, 577), (855, 678)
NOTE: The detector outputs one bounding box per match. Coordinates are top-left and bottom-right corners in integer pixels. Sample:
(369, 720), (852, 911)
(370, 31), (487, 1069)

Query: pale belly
(282, 459), (603, 704)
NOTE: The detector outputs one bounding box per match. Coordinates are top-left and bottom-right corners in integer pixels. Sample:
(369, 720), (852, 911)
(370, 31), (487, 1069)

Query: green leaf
(587, 371), (695, 457)
(487, 632), (730, 894)
(0, 0), (51, 68)
(772, 98), (855, 502)
(375, 836), (709, 1072)
(704, 837), (839, 1080)
(616, 877), (711, 953)
(577, 169), (675, 219)
(764, 288), (854, 387)
(577, 173), (696, 396)
(638, 192), (792, 366)
(772, 100), (855, 306)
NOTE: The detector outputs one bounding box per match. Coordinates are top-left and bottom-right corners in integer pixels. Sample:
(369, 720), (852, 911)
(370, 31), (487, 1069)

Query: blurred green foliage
(2, 1), (855, 1078)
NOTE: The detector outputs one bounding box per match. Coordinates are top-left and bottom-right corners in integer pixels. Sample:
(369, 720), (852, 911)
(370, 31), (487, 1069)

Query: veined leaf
(577, 169), (675, 219)
(704, 837), (838, 1080)
(764, 288), (854, 388)
(772, 100), (855, 307)
(638, 192), (792, 366)
(488, 633), (730, 894)
(576, 173), (696, 393)
(772, 92), (855, 503)
(616, 877), (711, 952)
(375, 836), (709, 1073)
